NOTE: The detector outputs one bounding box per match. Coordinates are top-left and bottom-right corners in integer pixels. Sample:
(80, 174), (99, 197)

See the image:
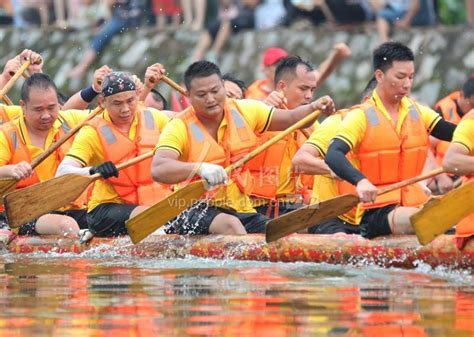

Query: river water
(0, 253), (472, 337)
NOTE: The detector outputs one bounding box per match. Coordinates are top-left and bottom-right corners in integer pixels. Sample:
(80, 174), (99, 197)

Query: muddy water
(0, 254), (472, 337)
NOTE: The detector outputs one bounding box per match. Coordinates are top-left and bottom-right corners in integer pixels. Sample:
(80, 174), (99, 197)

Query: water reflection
(0, 256), (472, 337)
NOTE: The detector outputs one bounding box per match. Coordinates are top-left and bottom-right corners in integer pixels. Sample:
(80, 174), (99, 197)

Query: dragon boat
(1, 229), (472, 270)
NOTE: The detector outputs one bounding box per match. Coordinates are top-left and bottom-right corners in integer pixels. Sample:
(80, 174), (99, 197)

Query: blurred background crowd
(0, 1), (472, 79)
(0, 1), (472, 38)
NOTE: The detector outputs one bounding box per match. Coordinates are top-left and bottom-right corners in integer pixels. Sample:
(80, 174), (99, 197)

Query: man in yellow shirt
(152, 60), (334, 236)
(429, 77), (474, 194)
(325, 42), (457, 239)
(291, 79), (378, 234)
(0, 73), (89, 236)
(57, 71), (171, 239)
(443, 110), (474, 250)
(249, 55), (318, 218)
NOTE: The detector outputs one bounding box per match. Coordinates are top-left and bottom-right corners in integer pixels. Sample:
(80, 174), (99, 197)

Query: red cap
(262, 47), (288, 67)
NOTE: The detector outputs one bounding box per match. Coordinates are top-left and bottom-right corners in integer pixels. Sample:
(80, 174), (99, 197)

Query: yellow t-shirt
(66, 108), (170, 212)
(156, 99), (274, 213)
(305, 114), (363, 224)
(0, 104), (23, 123)
(452, 117), (474, 156)
(0, 109), (89, 182)
(335, 89), (441, 151)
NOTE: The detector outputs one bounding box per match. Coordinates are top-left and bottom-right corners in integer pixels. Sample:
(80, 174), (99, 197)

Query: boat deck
(1, 229), (472, 269)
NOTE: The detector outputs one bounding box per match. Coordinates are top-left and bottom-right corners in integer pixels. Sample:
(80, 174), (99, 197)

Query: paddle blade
(412, 181), (474, 245)
(126, 180), (207, 244)
(4, 174), (93, 228)
(265, 194), (359, 243)
(0, 179), (18, 204)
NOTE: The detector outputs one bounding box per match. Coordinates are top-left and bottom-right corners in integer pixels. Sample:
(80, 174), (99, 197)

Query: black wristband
(80, 85), (99, 103)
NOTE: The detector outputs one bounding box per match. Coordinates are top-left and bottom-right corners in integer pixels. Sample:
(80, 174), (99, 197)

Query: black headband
(101, 72), (136, 97)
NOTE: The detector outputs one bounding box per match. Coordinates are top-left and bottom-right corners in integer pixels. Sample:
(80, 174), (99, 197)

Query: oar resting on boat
(265, 168), (445, 243)
(4, 152), (154, 228)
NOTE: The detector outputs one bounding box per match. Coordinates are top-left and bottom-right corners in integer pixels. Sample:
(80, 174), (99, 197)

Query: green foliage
(437, 0), (466, 24)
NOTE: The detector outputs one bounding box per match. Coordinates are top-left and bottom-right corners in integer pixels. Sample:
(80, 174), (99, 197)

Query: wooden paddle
(4, 151), (154, 228)
(161, 75), (187, 97)
(265, 168), (445, 243)
(2, 95), (13, 106)
(125, 108), (326, 244)
(0, 106), (103, 200)
(411, 181), (474, 245)
(139, 74), (188, 101)
(0, 60), (31, 101)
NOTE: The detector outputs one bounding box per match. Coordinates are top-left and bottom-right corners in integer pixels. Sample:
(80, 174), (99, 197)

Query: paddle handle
(0, 60), (31, 99)
(377, 168), (445, 195)
(2, 94), (13, 106)
(226, 109), (322, 173)
(117, 151), (154, 170)
(30, 106), (103, 169)
(162, 75), (188, 97)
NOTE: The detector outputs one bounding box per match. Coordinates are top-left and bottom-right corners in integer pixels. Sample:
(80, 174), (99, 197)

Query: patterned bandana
(101, 72), (136, 97)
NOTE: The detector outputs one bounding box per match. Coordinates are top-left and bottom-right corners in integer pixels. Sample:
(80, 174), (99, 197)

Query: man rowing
(151, 60), (334, 235)
(290, 83), (379, 235)
(248, 56), (319, 218)
(325, 41), (457, 239)
(429, 77), (474, 194)
(443, 109), (474, 250)
(0, 73), (89, 235)
(56, 71), (171, 240)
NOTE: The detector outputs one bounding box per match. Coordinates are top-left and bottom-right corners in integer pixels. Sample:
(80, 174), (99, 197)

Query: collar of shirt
(17, 114), (62, 148)
(370, 89), (412, 133)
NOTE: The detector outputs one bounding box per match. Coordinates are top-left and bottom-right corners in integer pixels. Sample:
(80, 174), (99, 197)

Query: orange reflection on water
(0, 257), (471, 337)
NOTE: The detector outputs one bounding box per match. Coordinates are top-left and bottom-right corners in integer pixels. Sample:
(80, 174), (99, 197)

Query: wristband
(80, 85), (99, 103)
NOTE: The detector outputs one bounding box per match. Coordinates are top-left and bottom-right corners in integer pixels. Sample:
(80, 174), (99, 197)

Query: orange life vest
(247, 129), (307, 201)
(0, 117), (78, 210)
(88, 109), (171, 205)
(355, 100), (430, 209)
(177, 100), (258, 199)
(296, 128), (315, 204)
(245, 79), (272, 101)
(433, 91), (463, 165)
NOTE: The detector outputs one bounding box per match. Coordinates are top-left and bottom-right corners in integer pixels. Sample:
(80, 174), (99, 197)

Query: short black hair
(373, 42), (414, 73)
(274, 55), (314, 86)
(183, 61), (222, 91)
(222, 73), (247, 93)
(462, 77), (474, 98)
(150, 88), (168, 110)
(21, 73), (58, 102)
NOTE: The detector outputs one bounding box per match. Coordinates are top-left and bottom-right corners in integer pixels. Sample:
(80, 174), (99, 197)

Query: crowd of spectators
(0, 1), (472, 76)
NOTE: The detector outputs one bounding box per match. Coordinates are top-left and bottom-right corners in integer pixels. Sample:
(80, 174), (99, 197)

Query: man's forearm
(325, 139), (366, 185)
(151, 155), (200, 184)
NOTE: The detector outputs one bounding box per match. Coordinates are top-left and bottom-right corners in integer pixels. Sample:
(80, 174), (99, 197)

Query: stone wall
(1, 25), (473, 107)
